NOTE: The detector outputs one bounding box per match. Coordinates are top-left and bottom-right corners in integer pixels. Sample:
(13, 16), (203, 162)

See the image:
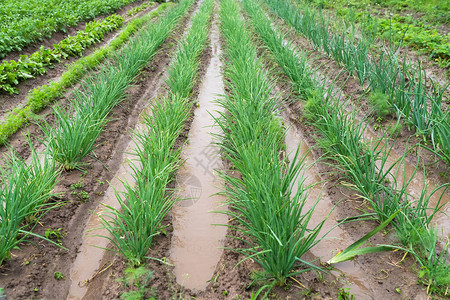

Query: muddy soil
(0, 0), (448, 299)
(0, 5), (192, 298)
(0, 1), (160, 116)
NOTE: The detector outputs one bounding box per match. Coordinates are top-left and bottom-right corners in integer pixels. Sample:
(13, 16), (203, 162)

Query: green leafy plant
(118, 266), (157, 300)
(54, 271), (65, 280)
(0, 139), (62, 265)
(0, 14), (124, 94)
(0, 3), (171, 146)
(98, 0), (208, 266)
(0, 0), (137, 58)
(45, 228), (65, 244)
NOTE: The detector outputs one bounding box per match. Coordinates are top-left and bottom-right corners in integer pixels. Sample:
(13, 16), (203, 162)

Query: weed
(71, 180), (84, 190)
(54, 271), (65, 280)
(337, 287), (355, 300)
(118, 266), (157, 300)
(45, 228), (65, 244)
(369, 91), (392, 119)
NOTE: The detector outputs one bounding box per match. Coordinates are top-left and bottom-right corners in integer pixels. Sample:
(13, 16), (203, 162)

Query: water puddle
(363, 128), (450, 240)
(67, 137), (139, 300)
(169, 16), (228, 291)
(284, 118), (373, 298)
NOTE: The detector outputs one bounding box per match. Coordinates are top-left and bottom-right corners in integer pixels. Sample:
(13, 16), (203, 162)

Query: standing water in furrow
(65, 0), (197, 297)
(283, 119), (374, 299)
(169, 13), (228, 291)
(67, 137), (139, 300)
(363, 128), (450, 240)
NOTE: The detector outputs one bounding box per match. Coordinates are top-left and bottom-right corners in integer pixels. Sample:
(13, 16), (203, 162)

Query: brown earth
(0, 3), (193, 298)
(0, 0), (448, 299)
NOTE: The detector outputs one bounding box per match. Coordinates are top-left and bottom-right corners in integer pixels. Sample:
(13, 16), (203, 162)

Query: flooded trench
(67, 137), (139, 300)
(275, 15), (449, 242)
(283, 118), (375, 299)
(363, 127), (450, 240)
(169, 13), (228, 291)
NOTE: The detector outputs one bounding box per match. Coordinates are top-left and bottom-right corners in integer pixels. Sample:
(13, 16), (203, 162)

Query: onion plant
(99, 0), (213, 266)
(40, 0), (195, 170)
(0, 140), (61, 265)
(262, 0), (450, 165)
(243, 0), (450, 292)
(218, 0), (328, 288)
(41, 104), (107, 170)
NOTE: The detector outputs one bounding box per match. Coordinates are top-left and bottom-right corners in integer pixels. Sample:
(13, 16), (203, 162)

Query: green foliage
(127, 1), (155, 17)
(337, 287), (355, 300)
(368, 91), (392, 119)
(54, 271), (65, 280)
(118, 267), (157, 300)
(99, 0), (207, 266)
(263, 0), (450, 166)
(0, 14), (124, 94)
(258, 0), (449, 292)
(45, 228), (65, 243)
(41, 104), (107, 170)
(0, 0), (137, 57)
(218, 0), (328, 286)
(0, 4), (171, 146)
(39, 0), (190, 170)
(0, 140), (61, 265)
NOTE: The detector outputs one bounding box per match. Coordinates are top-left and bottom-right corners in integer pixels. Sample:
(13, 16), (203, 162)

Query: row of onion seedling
(0, 0), (192, 266)
(0, 3), (171, 146)
(41, 0), (194, 171)
(241, 0), (449, 292)
(216, 0), (327, 294)
(99, 0), (213, 266)
(262, 0), (450, 165)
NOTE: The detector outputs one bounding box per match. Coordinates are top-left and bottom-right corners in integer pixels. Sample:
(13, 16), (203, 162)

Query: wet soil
(0, 0), (448, 299)
(0, 5), (189, 299)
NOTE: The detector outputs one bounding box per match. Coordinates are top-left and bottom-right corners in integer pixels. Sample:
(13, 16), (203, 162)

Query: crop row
(333, 9), (450, 66)
(318, 0), (450, 30)
(0, 4), (171, 146)
(217, 0), (326, 295)
(242, 0), (449, 293)
(0, 0), (141, 57)
(0, 0), (192, 265)
(263, 0), (450, 165)
(0, 14), (125, 94)
(100, 0), (213, 266)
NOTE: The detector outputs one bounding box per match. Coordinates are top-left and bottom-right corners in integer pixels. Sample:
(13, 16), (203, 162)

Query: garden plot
(0, 0), (448, 298)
